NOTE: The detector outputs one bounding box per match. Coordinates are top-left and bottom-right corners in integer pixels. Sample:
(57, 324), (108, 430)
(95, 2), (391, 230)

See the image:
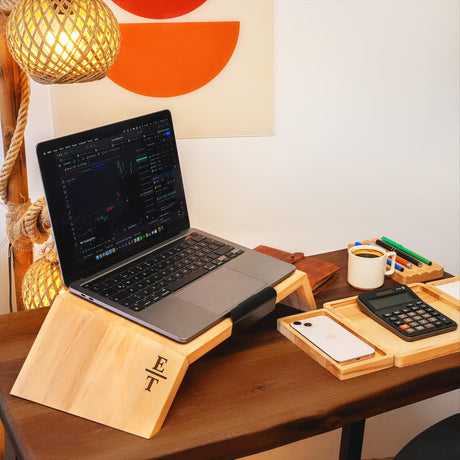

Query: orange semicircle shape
(111, 0), (208, 19)
(107, 22), (240, 98)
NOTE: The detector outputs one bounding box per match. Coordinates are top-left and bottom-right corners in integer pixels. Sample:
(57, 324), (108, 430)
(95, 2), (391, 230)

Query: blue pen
(387, 259), (404, 272)
(354, 242), (404, 272)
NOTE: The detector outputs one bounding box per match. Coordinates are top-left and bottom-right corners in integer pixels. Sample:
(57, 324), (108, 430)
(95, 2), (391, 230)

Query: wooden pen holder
(11, 270), (315, 438)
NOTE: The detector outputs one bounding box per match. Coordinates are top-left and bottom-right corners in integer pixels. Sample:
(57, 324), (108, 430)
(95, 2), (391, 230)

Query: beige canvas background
(51, 0), (274, 139)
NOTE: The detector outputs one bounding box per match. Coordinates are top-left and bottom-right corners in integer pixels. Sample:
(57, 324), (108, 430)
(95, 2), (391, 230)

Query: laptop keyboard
(82, 232), (244, 312)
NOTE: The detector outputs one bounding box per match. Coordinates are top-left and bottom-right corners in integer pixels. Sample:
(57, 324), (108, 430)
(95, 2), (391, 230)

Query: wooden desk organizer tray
(348, 239), (444, 284)
(11, 269), (315, 439)
(278, 283), (460, 380)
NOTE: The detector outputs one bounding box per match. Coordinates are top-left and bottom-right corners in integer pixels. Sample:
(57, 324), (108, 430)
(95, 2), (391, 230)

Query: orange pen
(395, 255), (412, 269)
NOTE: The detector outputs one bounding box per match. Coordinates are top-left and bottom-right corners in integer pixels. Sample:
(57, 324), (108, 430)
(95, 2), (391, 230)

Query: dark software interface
(38, 112), (189, 284)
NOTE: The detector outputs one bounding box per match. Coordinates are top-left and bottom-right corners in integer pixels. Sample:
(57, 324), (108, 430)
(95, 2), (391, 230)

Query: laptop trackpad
(175, 268), (266, 314)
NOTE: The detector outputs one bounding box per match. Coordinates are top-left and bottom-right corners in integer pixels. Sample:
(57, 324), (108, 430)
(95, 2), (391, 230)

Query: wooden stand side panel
(275, 270), (316, 311)
(11, 294), (190, 438)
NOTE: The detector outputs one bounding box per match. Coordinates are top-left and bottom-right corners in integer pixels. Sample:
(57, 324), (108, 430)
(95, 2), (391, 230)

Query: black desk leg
(339, 419), (366, 460)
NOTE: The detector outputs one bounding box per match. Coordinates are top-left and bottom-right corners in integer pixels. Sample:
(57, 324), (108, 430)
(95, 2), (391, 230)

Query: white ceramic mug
(347, 244), (396, 290)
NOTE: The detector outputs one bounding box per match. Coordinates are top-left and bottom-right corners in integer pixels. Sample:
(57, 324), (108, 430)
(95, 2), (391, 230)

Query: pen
(375, 239), (423, 267)
(387, 259), (404, 272)
(368, 243), (412, 268)
(394, 256), (412, 269)
(381, 236), (432, 266)
(354, 242), (404, 272)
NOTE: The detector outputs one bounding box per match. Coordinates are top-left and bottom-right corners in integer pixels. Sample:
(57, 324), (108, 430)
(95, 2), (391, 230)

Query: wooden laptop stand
(11, 270), (315, 438)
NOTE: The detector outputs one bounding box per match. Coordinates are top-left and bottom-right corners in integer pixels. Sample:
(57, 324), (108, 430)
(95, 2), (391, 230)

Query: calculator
(357, 284), (458, 342)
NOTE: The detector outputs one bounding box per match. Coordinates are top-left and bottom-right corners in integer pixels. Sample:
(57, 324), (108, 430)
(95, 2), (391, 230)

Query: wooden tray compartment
(278, 283), (460, 379)
(323, 283), (459, 368)
(428, 276), (460, 308)
(348, 239), (444, 284)
(278, 310), (393, 380)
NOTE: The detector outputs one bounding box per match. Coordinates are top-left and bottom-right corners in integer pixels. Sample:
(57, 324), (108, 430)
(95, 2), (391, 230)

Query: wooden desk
(1, 249), (459, 460)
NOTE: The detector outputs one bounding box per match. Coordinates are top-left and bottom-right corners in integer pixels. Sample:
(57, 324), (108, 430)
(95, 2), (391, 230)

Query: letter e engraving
(145, 355), (168, 392)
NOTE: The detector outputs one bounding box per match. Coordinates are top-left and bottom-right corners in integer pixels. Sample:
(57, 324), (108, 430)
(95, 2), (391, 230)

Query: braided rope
(6, 198), (49, 249)
(1, 1), (51, 250)
(0, 66), (29, 203)
(0, 0), (19, 15)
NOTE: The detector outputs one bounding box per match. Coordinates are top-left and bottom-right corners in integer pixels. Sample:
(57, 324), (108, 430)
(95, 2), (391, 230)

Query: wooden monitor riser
(11, 270), (315, 438)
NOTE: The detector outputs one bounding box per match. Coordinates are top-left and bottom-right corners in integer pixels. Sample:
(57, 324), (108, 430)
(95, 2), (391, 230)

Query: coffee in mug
(347, 244), (396, 290)
(352, 248), (384, 259)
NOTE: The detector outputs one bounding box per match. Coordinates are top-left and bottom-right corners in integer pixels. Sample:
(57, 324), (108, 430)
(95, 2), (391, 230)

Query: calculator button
(422, 313), (431, 319)
(402, 308), (411, 313)
(415, 325), (426, 331)
(393, 310), (401, 315)
(428, 317), (437, 323)
(413, 315), (422, 321)
(405, 328), (416, 334)
(407, 312), (416, 317)
(399, 324), (411, 330)
(415, 309), (424, 314)
(383, 313), (392, 318)
(434, 321), (443, 326)
(425, 323), (435, 329)
(389, 316), (399, 322)
(419, 319), (428, 325)
(398, 314), (408, 319)
(409, 322), (418, 327)
(439, 316), (452, 323)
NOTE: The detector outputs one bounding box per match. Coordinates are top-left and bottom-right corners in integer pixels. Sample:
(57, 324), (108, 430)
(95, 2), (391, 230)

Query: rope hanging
(1, 0), (51, 250)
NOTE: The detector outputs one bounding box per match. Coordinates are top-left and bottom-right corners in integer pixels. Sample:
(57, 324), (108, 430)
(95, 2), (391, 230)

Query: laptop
(37, 110), (295, 343)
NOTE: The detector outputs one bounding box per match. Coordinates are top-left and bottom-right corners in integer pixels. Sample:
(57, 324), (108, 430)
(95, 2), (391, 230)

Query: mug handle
(385, 251), (397, 275)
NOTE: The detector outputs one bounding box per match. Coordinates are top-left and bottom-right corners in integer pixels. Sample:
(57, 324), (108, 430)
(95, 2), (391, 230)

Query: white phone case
(290, 316), (375, 363)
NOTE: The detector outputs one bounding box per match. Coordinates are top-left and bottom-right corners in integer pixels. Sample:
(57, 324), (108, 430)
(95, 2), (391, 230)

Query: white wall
(0, 0), (458, 457)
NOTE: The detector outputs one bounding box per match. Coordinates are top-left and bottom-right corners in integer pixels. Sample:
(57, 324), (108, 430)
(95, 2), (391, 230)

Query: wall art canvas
(51, 0), (274, 138)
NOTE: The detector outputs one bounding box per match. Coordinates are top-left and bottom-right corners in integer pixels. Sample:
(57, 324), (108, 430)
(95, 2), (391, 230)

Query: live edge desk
(1, 249), (459, 460)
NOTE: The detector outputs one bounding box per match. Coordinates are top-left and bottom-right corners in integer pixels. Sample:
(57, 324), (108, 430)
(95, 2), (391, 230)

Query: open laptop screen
(37, 110), (190, 285)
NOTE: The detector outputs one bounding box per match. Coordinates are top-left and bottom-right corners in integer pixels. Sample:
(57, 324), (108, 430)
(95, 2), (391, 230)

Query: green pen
(381, 237), (432, 266)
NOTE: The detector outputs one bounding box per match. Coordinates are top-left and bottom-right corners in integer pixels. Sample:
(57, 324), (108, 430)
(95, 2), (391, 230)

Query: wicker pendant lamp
(0, 0), (120, 310)
(6, 0), (121, 84)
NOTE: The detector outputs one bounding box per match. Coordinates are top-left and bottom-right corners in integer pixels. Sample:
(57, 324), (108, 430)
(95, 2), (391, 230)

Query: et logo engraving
(145, 356), (168, 392)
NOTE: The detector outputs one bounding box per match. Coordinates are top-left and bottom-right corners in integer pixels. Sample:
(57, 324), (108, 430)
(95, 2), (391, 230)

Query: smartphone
(290, 316), (375, 364)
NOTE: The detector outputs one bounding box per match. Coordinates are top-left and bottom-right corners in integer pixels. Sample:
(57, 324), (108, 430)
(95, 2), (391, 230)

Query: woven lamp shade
(6, 0), (121, 84)
(22, 254), (66, 309)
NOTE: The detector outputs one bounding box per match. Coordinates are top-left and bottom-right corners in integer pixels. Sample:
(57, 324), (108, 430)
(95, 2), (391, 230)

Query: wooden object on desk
(278, 309), (393, 380)
(279, 283), (460, 380)
(10, 269), (315, 439)
(348, 240), (444, 284)
(428, 276), (460, 306)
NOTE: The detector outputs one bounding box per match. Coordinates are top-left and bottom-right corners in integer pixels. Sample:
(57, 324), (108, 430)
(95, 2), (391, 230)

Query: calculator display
(368, 292), (415, 310)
